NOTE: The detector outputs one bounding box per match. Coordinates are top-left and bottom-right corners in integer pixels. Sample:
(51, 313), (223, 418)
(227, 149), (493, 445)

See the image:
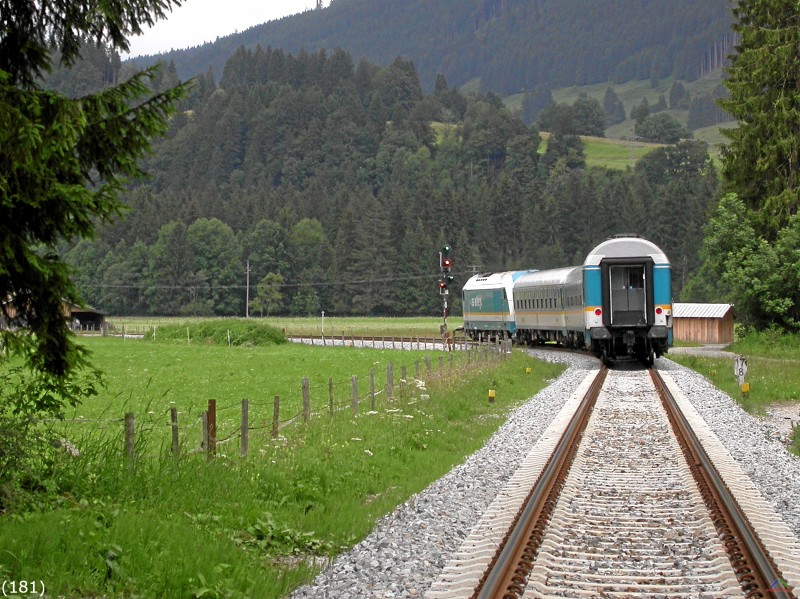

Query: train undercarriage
(592, 327), (670, 367)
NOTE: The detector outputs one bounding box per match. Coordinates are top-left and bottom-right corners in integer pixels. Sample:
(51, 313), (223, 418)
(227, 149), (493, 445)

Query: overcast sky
(126, 0), (322, 57)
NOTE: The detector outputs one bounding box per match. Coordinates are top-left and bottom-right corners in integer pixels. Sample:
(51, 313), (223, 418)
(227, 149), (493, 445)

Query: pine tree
(719, 0), (800, 232)
(0, 0), (188, 383)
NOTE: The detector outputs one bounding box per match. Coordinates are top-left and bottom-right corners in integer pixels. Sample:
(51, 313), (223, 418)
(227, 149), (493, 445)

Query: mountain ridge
(131, 0), (734, 97)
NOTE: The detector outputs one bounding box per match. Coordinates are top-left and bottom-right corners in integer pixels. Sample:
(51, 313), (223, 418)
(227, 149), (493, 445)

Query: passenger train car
(461, 270), (534, 340)
(462, 235), (672, 364)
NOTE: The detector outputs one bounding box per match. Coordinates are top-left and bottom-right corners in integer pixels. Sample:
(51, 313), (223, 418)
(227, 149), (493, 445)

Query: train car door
(608, 265), (647, 326)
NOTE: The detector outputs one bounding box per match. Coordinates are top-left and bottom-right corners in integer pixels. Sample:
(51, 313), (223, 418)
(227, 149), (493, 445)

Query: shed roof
(673, 303), (734, 319)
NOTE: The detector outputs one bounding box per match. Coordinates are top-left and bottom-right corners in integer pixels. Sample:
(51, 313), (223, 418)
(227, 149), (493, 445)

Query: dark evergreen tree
(652, 95), (667, 113)
(1, 0), (188, 381)
(668, 81), (689, 109)
(630, 97), (650, 122)
(572, 94), (606, 137)
(537, 103), (578, 136)
(603, 87), (626, 126)
(145, 221), (196, 315)
(522, 85), (554, 125)
(541, 134), (586, 172)
(332, 189), (393, 314)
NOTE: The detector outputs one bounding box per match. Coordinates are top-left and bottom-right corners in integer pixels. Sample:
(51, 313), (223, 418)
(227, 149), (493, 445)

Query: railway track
(427, 367), (800, 598)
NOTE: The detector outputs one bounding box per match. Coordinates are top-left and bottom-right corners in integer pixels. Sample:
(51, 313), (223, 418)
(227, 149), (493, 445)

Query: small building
(63, 302), (107, 332)
(672, 303), (734, 344)
(2, 297), (107, 333)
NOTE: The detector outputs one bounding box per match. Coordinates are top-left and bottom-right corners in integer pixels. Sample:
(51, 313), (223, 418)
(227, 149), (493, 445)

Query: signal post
(438, 245), (454, 346)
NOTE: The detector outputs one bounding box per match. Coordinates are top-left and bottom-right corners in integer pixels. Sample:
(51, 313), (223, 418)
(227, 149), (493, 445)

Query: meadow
(669, 330), (800, 454)
(0, 321), (564, 598)
(109, 315), (465, 340)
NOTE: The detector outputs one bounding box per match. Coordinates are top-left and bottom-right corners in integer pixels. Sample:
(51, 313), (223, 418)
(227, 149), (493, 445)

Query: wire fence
(46, 340), (513, 464)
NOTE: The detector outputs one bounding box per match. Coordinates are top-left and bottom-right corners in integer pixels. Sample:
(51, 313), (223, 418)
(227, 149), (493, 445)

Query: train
(462, 235), (672, 365)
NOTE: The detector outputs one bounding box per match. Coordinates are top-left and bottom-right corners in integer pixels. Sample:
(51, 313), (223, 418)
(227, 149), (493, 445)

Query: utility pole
(245, 260), (250, 318)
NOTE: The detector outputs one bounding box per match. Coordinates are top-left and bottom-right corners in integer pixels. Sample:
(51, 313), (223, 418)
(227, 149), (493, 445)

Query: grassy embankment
(669, 330), (800, 455)
(0, 319), (563, 598)
(500, 71), (736, 169)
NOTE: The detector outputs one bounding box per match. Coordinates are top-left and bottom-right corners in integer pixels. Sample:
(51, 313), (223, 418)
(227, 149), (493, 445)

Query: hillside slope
(132, 0), (733, 95)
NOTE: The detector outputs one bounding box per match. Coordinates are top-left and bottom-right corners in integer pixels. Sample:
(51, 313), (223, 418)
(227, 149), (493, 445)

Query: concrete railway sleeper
(427, 368), (798, 599)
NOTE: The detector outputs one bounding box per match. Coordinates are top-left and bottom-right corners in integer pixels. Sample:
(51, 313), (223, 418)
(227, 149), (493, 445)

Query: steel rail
(650, 368), (794, 599)
(471, 366), (608, 599)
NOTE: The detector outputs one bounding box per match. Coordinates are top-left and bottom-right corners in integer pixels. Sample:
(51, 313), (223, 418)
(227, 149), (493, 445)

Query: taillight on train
(656, 307), (663, 315)
(594, 308), (602, 316)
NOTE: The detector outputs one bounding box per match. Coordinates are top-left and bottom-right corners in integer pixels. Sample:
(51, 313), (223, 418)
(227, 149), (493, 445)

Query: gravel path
(289, 350), (800, 599)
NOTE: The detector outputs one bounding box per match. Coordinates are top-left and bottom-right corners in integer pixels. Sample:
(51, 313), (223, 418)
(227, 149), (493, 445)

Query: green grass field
(0, 326), (564, 598)
(669, 330), (800, 454)
(109, 315), (464, 339)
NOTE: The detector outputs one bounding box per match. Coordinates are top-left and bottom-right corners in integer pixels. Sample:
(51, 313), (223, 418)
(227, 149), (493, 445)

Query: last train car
(583, 235), (672, 365)
(462, 271), (533, 341)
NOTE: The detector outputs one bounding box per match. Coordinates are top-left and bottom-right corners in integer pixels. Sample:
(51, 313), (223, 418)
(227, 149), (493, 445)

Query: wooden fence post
(425, 356), (432, 376)
(272, 396), (280, 439)
(415, 360), (420, 380)
(207, 399), (216, 460)
(170, 407), (179, 457)
(401, 365), (407, 392)
(329, 377), (334, 416)
(387, 362), (393, 401)
(351, 376), (358, 415)
(370, 369), (376, 410)
(241, 399), (249, 458)
(124, 412), (135, 465)
(302, 378), (310, 423)
(439, 356), (444, 372)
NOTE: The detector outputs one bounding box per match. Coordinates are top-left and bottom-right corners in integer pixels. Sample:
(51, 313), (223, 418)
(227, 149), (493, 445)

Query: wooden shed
(2, 298), (106, 332)
(63, 302), (107, 332)
(672, 303), (734, 344)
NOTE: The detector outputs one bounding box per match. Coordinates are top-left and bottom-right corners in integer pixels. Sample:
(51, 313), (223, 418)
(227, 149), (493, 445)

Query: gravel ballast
(290, 351), (800, 598)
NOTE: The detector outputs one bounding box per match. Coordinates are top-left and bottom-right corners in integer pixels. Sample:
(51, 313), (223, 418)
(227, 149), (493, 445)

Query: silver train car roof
(584, 235), (670, 266)
(462, 270), (536, 290)
(514, 266), (582, 287)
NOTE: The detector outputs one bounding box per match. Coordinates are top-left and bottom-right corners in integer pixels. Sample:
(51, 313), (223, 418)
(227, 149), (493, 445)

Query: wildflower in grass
(364, 449), (373, 457)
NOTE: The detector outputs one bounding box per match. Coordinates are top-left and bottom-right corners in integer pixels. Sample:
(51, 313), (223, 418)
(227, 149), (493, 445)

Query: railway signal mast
(438, 245), (453, 335)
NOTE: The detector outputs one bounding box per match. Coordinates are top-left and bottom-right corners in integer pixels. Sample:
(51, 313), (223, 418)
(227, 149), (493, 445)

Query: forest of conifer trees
(57, 45), (719, 319)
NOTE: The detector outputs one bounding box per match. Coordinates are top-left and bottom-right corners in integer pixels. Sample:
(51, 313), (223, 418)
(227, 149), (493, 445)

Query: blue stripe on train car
(653, 264), (671, 305)
(583, 266), (602, 306)
(654, 263), (672, 344)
